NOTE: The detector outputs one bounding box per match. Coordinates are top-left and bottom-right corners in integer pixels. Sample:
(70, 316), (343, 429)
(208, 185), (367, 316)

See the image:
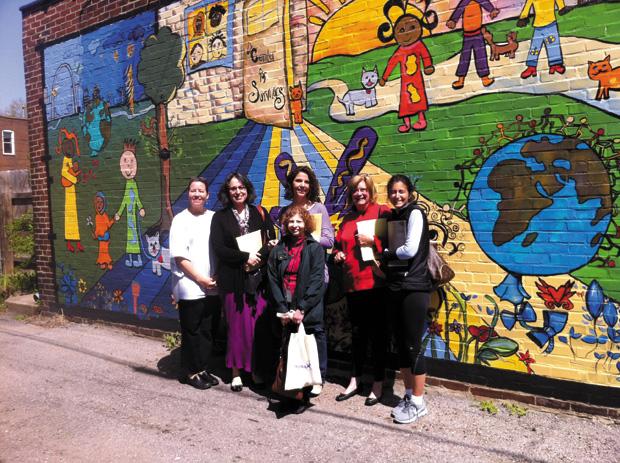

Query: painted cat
(338, 66), (379, 116)
(289, 82), (304, 124)
(145, 231), (170, 276)
(588, 55), (620, 101)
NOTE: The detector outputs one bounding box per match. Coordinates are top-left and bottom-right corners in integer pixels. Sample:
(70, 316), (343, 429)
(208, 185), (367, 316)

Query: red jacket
(334, 203), (391, 292)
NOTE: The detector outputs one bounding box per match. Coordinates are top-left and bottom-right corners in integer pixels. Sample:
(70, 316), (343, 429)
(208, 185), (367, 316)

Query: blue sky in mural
(43, 11), (156, 120)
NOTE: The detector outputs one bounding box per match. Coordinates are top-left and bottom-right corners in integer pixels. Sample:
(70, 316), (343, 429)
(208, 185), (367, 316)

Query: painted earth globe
(468, 134), (612, 276)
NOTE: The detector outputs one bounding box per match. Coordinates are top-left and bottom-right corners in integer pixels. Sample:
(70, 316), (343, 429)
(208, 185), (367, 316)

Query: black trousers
(389, 289), (430, 375)
(346, 288), (388, 381)
(178, 295), (221, 376)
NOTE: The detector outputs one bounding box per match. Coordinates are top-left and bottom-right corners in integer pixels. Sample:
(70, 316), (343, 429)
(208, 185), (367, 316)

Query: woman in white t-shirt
(170, 177), (220, 390)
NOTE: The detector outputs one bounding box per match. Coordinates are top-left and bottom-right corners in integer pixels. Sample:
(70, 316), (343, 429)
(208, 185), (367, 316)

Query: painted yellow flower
(78, 279), (87, 294)
(113, 289), (124, 303)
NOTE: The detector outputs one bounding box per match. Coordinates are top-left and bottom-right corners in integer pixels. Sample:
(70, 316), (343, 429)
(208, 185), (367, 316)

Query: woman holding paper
(210, 172), (277, 392)
(278, 166), (333, 395)
(333, 174), (391, 406)
(381, 174), (432, 424)
(268, 205), (326, 414)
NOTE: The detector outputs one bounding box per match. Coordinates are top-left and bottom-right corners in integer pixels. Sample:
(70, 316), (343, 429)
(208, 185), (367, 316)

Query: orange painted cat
(588, 55), (620, 101)
(289, 82), (304, 124)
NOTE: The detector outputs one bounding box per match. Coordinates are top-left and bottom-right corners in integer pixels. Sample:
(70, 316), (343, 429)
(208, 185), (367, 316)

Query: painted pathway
(308, 36), (620, 121)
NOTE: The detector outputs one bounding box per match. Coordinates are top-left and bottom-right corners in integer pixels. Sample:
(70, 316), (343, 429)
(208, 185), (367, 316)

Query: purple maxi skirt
(223, 291), (268, 373)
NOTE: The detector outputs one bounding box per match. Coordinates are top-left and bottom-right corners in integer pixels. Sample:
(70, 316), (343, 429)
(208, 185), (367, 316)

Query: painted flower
(518, 350), (536, 374)
(468, 325), (498, 342)
(585, 280), (604, 319)
(78, 279), (87, 294)
(428, 321), (442, 336)
(112, 289), (124, 303)
(535, 278), (576, 310)
(151, 305), (163, 314)
(449, 319), (462, 334)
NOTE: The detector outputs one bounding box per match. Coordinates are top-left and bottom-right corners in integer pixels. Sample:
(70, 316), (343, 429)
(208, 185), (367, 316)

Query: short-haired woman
(210, 172), (276, 392)
(333, 174), (391, 405)
(268, 205), (326, 413)
(170, 177), (220, 390)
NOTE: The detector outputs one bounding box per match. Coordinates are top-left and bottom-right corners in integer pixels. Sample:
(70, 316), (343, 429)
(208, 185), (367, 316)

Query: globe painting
(468, 134), (612, 277)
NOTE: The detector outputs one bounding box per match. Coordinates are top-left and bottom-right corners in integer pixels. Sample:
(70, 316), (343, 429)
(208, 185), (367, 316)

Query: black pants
(178, 295), (221, 376)
(346, 288), (388, 381)
(389, 289), (430, 375)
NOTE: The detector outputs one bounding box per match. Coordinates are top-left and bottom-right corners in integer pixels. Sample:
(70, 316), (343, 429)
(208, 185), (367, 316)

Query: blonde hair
(346, 174), (377, 209)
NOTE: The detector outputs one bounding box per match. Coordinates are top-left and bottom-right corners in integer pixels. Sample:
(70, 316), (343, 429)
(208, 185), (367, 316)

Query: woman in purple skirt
(210, 172), (277, 392)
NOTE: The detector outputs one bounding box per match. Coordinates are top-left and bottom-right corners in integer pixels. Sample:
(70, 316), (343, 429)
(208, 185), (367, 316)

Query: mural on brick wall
(43, 0), (620, 387)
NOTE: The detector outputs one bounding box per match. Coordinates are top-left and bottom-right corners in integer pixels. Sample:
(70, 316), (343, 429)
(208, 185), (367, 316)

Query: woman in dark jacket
(210, 172), (276, 392)
(381, 174), (432, 425)
(268, 205), (326, 414)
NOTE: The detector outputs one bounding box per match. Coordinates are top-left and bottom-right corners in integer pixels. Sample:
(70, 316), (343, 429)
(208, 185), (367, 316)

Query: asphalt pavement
(0, 313), (617, 462)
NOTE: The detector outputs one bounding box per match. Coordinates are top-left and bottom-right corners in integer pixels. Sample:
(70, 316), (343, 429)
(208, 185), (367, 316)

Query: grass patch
(479, 400), (499, 415)
(504, 402), (528, 417)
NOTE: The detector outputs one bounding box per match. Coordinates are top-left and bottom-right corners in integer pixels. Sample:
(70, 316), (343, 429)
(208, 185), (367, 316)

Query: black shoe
(292, 400), (310, 414)
(181, 374), (211, 390)
(335, 386), (362, 402)
(199, 371), (219, 387)
(364, 395), (382, 406)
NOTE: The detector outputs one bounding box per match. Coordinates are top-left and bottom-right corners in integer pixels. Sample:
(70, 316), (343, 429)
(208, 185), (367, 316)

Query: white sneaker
(391, 395), (407, 417)
(393, 396), (428, 424)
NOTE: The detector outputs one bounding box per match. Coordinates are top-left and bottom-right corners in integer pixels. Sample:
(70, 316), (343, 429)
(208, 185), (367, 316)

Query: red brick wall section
(0, 116), (29, 171)
(21, 0), (162, 311)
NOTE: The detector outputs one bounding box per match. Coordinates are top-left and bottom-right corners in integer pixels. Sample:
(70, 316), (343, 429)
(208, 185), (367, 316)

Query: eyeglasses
(228, 186), (247, 192)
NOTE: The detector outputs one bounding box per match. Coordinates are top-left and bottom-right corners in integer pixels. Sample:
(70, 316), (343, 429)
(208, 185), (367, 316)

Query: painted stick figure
(114, 140), (145, 268)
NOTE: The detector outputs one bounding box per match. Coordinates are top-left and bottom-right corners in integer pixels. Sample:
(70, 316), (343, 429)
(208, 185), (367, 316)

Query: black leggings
(346, 288), (388, 381)
(389, 290), (430, 375)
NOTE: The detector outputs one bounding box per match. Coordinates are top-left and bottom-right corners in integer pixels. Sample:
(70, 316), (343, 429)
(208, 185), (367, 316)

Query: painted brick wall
(22, 0), (620, 395)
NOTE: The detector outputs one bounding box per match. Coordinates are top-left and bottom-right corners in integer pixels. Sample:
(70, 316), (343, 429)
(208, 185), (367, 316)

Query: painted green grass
(308, 3), (620, 89)
(305, 88), (620, 300)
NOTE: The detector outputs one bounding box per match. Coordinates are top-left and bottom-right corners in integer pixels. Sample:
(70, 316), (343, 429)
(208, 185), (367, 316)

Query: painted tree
(137, 26), (185, 234)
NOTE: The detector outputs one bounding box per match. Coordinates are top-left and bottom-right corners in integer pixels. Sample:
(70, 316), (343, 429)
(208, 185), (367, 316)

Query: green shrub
(0, 270), (37, 301)
(5, 211), (34, 268)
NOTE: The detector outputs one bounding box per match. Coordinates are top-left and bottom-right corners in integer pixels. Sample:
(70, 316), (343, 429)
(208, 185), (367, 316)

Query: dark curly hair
(217, 172), (256, 207)
(284, 166), (321, 203)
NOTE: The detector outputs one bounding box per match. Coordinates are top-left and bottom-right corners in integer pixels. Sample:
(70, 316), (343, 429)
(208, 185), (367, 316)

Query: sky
(0, 0), (32, 112)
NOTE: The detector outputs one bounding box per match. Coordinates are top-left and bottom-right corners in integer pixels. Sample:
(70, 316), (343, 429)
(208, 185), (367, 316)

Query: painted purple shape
(325, 126), (378, 216)
(274, 152), (296, 187)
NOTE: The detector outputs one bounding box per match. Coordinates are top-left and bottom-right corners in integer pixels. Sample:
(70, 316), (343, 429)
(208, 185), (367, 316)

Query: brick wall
(22, 0), (620, 397)
(0, 116), (29, 171)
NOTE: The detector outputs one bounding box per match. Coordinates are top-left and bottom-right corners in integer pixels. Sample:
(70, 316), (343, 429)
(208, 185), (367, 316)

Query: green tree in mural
(137, 26), (185, 234)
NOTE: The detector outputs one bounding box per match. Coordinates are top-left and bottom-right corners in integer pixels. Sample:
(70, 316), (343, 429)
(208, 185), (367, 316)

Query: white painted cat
(338, 66), (379, 116)
(145, 231), (171, 276)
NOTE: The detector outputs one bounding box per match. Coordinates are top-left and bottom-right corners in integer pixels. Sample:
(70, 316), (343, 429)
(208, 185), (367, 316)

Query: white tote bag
(284, 323), (322, 391)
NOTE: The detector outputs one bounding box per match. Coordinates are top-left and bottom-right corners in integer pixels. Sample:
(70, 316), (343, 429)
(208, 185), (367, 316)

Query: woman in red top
(333, 174), (391, 406)
(379, 14), (435, 133)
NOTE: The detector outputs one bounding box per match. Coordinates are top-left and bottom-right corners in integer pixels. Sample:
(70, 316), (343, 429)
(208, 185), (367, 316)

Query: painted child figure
(92, 191), (115, 270)
(60, 135), (84, 253)
(114, 140), (146, 268)
(518, 0), (567, 79)
(379, 14), (434, 132)
(447, 0), (500, 89)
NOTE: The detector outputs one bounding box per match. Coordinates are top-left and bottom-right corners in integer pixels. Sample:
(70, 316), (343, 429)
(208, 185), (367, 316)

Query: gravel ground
(0, 313), (617, 463)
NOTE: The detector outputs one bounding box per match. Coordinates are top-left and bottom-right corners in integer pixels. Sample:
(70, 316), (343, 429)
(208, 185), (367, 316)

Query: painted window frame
(184, 0), (235, 74)
(2, 130), (15, 155)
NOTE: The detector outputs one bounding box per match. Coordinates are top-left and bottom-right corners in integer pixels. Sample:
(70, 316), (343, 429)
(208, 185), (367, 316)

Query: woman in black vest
(381, 174), (432, 425)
